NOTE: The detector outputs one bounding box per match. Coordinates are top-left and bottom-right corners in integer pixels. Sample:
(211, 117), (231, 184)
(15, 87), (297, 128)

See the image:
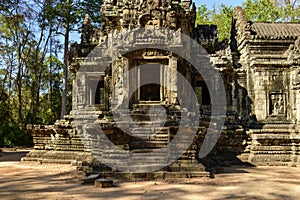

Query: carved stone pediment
(123, 49), (170, 59)
(142, 49), (168, 57)
(100, 0), (194, 33)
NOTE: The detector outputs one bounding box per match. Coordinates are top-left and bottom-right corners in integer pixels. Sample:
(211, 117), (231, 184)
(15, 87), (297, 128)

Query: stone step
(119, 112), (168, 116)
(131, 136), (169, 142)
(130, 110), (167, 114)
(21, 157), (75, 164)
(129, 157), (171, 163)
(129, 141), (168, 149)
(90, 171), (209, 179)
(250, 151), (292, 155)
(130, 116), (167, 122)
(90, 150), (203, 166)
(130, 127), (169, 131)
(249, 154), (291, 163)
(93, 152), (169, 160)
(129, 127), (170, 141)
(251, 133), (291, 139)
(131, 148), (170, 154)
(130, 133), (169, 138)
(250, 161), (292, 166)
(262, 123), (296, 129)
(130, 121), (165, 126)
(92, 149), (171, 158)
(251, 146), (293, 151)
(130, 135), (169, 143)
(130, 128), (158, 133)
(130, 131), (169, 137)
(149, 135), (169, 141)
(113, 164), (172, 172)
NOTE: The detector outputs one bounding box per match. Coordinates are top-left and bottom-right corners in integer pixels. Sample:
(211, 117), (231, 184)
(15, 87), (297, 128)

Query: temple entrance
(130, 63), (165, 104)
(195, 80), (211, 106)
(140, 64), (160, 101)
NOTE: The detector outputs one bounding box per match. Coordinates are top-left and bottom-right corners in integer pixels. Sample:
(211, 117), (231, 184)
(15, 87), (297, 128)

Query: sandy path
(0, 151), (300, 200)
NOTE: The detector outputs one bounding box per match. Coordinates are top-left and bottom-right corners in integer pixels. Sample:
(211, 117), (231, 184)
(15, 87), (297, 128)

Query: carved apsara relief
(270, 93), (284, 115)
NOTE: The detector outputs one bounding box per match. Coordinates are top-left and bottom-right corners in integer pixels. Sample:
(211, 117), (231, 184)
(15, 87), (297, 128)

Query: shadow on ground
(0, 161), (299, 200)
(0, 150), (30, 162)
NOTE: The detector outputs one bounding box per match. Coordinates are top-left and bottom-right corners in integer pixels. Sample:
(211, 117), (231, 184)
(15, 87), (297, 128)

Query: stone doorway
(130, 63), (166, 104)
(140, 64), (160, 101)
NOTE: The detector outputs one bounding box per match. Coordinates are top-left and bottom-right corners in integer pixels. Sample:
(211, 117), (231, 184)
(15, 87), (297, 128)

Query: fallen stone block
(79, 174), (101, 184)
(94, 179), (113, 188)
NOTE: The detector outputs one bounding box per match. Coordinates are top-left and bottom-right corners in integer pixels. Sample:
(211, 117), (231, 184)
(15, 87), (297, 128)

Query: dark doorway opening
(140, 64), (160, 101)
(95, 80), (104, 105)
(196, 80), (211, 105)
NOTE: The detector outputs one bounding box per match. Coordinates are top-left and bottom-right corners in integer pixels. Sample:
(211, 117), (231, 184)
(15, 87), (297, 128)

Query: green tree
(0, 10), (34, 125)
(79, 0), (103, 27)
(196, 5), (211, 25)
(39, 56), (63, 124)
(195, 4), (233, 41)
(0, 0), (103, 146)
(45, 0), (80, 119)
(0, 0), (63, 146)
(44, 0), (103, 119)
(243, 0), (282, 21)
(272, 0), (300, 21)
(211, 4), (234, 41)
(0, 82), (10, 146)
(195, 0), (300, 41)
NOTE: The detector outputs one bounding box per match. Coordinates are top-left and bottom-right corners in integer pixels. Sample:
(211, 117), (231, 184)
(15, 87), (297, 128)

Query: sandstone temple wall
(24, 3), (300, 170)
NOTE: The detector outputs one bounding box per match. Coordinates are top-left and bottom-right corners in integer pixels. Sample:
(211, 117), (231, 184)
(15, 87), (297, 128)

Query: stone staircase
(129, 127), (170, 149)
(24, 103), (222, 177)
(88, 104), (208, 175)
(247, 122), (299, 166)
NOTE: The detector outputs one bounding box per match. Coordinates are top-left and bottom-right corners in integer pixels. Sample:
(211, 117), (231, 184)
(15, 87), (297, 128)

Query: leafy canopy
(196, 0), (300, 41)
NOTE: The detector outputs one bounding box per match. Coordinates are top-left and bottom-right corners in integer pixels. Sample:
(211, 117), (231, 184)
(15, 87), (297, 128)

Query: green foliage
(0, 84), (31, 147)
(79, 0), (103, 27)
(0, 122), (31, 147)
(195, 4), (233, 41)
(280, 3), (300, 22)
(211, 4), (234, 41)
(195, 0), (300, 41)
(42, 0), (103, 119)
(0, 0), (103, 147)
(196, 5), (211, 25)
(38, 56), (64, 124)
(243, 0), (281, 22)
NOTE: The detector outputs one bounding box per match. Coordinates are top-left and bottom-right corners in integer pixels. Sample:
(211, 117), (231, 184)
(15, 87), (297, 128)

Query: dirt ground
(0, 149), (300, 200)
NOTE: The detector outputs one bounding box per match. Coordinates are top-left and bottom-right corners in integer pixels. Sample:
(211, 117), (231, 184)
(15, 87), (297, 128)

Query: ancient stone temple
(24, 2), (300, 172)
(231, 7), (300, 166)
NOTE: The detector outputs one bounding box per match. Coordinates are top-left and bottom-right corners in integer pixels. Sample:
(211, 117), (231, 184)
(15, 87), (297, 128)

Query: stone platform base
(87, 171), (210, 180)
(21, 150), (91, 164)
(247, 123), (300, 167)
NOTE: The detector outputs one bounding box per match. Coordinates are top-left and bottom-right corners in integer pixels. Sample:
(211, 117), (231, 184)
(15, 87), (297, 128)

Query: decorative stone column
(169, 55), (178, 104)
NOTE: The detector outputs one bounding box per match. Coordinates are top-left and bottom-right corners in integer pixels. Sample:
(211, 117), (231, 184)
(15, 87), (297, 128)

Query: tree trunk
(61, 22), (69, 119)
(17, 63), (22, 124)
